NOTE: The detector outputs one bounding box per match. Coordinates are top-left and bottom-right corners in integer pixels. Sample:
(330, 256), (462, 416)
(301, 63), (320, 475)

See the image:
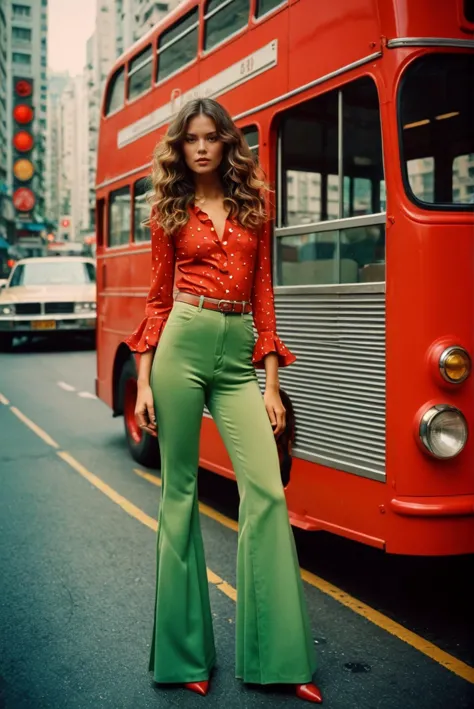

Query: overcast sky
(48, 0), (96, 76)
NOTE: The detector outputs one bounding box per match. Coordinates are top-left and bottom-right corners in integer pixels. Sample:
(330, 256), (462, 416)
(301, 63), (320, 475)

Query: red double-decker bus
(95, 0), (474, 555)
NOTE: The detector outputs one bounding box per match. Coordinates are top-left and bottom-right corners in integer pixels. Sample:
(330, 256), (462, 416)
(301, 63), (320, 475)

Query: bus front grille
(264, 285), (386, 482)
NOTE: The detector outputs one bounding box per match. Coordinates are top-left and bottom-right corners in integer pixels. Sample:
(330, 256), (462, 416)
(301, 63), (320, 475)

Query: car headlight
(439, 346), (471, 383)
(74, 302), (97, 313)
(1, 304), (15, 315)
(419, 404), (468, 459)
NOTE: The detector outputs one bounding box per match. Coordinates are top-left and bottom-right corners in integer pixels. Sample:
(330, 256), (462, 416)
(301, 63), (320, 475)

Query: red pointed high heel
(184, 680), (210, 696)
(296, 683), (323, 703)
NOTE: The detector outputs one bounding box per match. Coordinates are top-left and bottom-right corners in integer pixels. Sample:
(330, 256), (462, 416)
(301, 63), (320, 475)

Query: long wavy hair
(147, 98), (267, 236)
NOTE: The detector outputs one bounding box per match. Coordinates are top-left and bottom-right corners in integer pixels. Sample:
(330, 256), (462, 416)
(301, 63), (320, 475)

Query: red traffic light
(13, 187), (36, 212)
(13, 131), (34, 152)
(15, 79), (33, 97)
(61, 219), (70, 227)
(13, 104), (34, 124)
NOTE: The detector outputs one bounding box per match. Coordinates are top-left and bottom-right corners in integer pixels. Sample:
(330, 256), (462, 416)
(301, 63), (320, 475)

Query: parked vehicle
(0, 256), (97, 349)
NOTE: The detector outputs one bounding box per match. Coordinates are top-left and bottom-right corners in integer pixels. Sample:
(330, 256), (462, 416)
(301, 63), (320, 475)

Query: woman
(125, 98), (322, 704)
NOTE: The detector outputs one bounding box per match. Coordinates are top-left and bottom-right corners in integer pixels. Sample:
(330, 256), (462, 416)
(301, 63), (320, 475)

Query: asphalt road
(1, 335), (473, 709)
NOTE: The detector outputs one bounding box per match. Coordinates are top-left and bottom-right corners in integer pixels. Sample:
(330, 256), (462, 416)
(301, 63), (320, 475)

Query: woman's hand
(135, 381), (157, 437)
(263, 387), (286, 438)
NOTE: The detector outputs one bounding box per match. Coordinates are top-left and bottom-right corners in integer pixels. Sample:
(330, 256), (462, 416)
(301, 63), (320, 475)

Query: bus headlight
(439, 346), (471, 383)
(419, 405), (468, 458)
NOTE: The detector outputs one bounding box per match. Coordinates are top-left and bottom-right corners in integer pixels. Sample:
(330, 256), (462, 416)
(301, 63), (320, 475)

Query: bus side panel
(288, 0), (382, 90)
(377, 0), (472, 41)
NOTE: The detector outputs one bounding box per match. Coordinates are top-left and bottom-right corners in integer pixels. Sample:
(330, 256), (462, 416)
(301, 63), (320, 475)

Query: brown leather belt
(175, 291), (252, 314)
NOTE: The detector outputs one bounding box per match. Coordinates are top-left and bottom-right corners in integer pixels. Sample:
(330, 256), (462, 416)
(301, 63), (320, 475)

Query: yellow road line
(0, 392), (10, 406)
(10, 406), (59, 448)
(58, 452), (157, 531)
(134, 470), (474, 685)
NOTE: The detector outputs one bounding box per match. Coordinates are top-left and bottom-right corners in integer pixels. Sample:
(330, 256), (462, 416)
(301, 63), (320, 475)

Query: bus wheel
(119, 358), (161, 469)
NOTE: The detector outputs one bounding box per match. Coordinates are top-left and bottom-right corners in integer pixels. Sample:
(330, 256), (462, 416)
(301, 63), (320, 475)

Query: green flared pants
(149, 299), (316, 684)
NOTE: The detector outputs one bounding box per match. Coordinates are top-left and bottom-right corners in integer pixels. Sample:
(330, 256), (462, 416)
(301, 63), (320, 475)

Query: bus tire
(119, 358), (161, 469)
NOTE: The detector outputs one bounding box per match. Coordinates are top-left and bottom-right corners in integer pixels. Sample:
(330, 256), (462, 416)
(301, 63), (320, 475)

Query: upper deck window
(399, 54), (474, 209)
(156, 8), (198, 83)
(128, 45), (152, 100)
(204, 0), (249, 52)
(255, 0), (286, 19)
(105, 67), (125, 115)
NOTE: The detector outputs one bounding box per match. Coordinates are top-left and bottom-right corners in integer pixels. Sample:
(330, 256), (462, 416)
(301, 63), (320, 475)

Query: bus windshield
(399, 53), (474, 209)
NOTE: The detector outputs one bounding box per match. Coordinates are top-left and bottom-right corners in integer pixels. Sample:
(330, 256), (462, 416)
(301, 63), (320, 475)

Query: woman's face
(182, 114), (224, 176)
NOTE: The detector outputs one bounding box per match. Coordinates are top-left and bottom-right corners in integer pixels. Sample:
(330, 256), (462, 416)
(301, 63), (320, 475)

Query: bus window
(255, 0), (286, 18)
(134, 177), (152, 242)
(108, 187), (131, 247)
(241, 125), (259, 157)
(128, 45), (152, 100)
(276, 76), (385, 286)
(156, 8), (198, 83)
(204, 0), (249, 52)
(105, 66), (125, 115)
(399, 53), (474, 209)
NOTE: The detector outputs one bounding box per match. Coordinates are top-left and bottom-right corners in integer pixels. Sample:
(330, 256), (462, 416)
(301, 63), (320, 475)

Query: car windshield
(9, 261), (96, 287)
(399, 53), (474, 209)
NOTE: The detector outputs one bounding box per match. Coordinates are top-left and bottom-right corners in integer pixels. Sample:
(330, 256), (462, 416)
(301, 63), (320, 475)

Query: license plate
(31, 320), (57, 330)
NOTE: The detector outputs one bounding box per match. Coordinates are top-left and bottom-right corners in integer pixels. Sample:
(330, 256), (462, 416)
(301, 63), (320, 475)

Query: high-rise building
(45, 71), (69, 228)
(57, 76), (88, 241)
(0, 0), (14, 241)
(3, 0), (49, 236)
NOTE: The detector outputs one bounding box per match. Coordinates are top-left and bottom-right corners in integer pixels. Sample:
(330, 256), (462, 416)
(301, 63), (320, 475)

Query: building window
(275, 76), (386, 286)
(128, 45), (152, 100)
(12, 52), (31, 65)
(108, 187), (131, 247)
(156, 8), (198, 84)
(255, 0), (286, 18)
(204, 0), (249, 51)
(133, 177), (152, 242)
(104, 66), (125, 115)
(144, 2), (168, 23)
(12, 4), (31, 18)
(12, 26), (32, 41)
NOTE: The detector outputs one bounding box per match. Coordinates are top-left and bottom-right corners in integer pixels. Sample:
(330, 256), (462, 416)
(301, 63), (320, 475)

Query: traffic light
(12, 77), (36, 218)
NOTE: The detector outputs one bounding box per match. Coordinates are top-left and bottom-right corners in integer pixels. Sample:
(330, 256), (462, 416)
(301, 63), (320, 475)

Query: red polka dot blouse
(125, 204), (296, 369)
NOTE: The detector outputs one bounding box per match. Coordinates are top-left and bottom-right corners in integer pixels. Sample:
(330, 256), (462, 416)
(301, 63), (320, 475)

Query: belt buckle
(217, 299), (234, 313)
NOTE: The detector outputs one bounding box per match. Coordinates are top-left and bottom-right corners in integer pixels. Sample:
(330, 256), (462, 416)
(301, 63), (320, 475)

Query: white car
(0, 256), (96, 349)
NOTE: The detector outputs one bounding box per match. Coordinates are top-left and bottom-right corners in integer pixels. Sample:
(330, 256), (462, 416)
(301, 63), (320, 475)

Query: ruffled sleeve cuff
(252, 331), (297, 369)
(124, 316), (168, 353)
